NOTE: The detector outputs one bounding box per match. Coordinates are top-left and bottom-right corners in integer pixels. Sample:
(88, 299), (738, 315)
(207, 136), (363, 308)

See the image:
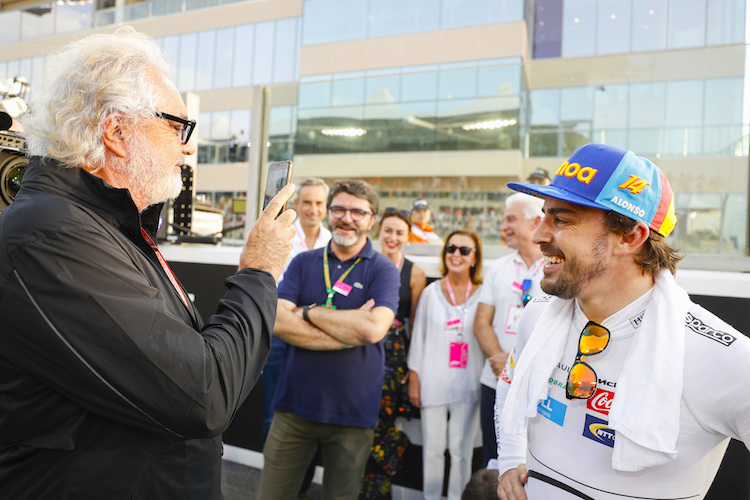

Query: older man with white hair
(473, 192), (545, 467)
(0, 27), (295, 498)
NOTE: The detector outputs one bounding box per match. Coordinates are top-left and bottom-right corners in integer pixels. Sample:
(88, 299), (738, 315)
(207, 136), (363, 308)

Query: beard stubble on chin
(115, 131), (184, 209)
(330, 222), (364, 248)
(540, 231), (610, 300)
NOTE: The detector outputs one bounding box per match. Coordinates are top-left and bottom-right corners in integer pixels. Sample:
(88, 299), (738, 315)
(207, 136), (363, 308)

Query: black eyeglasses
(329, 205), (373, 221)
(445, 244), (474, 256)
(154, 111), (196, 145)
(566, 321), (610, 400)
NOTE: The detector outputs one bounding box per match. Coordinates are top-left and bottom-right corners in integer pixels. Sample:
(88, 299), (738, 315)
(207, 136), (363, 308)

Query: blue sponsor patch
(582, 414), (615, 448)
(537, 397), (566, 427)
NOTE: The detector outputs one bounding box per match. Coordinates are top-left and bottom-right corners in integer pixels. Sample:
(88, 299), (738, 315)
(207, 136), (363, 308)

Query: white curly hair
(21, 26), (170, 171)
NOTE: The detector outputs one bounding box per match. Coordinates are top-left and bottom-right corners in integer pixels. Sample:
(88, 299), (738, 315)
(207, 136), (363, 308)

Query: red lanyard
(141, 227), (190, 310)
(446, 278), (472, 306)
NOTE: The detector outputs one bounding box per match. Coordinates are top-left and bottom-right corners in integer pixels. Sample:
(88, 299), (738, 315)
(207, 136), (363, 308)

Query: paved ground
(221, 461), (323, 500)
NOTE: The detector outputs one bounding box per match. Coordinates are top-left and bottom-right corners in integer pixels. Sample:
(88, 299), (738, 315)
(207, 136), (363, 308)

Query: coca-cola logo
(586, 388), (614, 415)
(499, 367), (512, 385)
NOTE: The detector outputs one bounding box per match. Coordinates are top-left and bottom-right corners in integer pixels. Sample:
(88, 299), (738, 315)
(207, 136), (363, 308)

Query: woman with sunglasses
(407, 230), (485, 500)
(360, 207), (426, 499)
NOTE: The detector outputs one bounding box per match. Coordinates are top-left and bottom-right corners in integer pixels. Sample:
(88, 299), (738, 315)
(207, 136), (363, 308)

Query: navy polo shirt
(274, 238), (400, 428)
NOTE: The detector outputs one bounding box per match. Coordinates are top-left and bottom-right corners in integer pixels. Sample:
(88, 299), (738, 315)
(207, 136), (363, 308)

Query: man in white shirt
(279, 178), (332, 282)
(263, 178), (331, 442)
(473, 193), (544, 466)
(495, 143), (750, 500)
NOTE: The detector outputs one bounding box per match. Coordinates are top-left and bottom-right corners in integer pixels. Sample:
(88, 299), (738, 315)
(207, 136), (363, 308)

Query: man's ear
(101, 114), (128, 159)
(614, 220), (650, 256)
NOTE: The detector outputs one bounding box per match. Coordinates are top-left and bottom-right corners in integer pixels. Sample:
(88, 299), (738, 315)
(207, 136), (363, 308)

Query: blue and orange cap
(508, 144), (676, 237)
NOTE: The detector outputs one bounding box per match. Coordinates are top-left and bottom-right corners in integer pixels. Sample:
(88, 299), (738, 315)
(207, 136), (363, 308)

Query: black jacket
(0, 157), (274, 499)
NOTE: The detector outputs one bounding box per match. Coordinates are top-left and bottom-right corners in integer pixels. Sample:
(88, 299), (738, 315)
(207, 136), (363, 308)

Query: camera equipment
(0, 115), (27, 211)
(0, 77), (30, 212)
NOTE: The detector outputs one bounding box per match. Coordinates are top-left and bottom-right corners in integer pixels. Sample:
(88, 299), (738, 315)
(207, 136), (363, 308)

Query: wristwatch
(302, 303), (318, 324)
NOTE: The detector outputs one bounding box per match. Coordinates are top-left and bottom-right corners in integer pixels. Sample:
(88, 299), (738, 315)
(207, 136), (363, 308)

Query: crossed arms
(273, 298), (395, 350)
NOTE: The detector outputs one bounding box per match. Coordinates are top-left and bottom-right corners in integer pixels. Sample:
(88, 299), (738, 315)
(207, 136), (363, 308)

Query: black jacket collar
(21, 156), (164, 241)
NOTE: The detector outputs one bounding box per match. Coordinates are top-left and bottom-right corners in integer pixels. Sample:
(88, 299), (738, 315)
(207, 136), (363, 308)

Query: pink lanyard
(294, 224), (308, 250)
(141, 227), (190, 310)
(446, 278), (472, 306)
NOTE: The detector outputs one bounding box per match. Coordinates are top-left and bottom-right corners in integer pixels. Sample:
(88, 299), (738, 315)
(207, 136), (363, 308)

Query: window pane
(195, 30), (216, 91)
(211, 111), (232, 140)
(706, 0), (744, 45)
(253, 21), (274, 84)
(402, 71), (438, 102)
(703, 125), (744, 154)
(269, 106), (294, 136)
(198, 111), (212, 140)
(230, 109), (251, 138)
(629, 82), (665, 127)
(372, 101), (437, 151)
(299, 81), (332, 108)
(668, 0), (706, 48)
(368, 0), (439, 37)
(704, 78), (742, 125)
(297, 106), (365, 154)
(560, 87), (593, 122)
(161, 35), (180, 84)
(31, 56), (45, 98)
(274, 18), (298, 83)
(178, 32), (198, 91)
(55, 0), (94, 35)
(302, 0), (367, 45)
(593, 84), (629, 128)
(233, 25), (254, 87)
(597, 0), (631, 55)
(438, 68), (477, 100)
(365, 75), (401, 104)
(21, 6), (55, 41)
(562, 0), (596, 57)
(665, 80), (703, 126)
(627, 128), (664, 155)
(214, 27), (234, 88)
(332, 78), (365, 107)
(442, 0), (522, 29)
(529, 89), (560, 126)
(632, 0), (667, 52)
(6, 61), (20, 84)
(478, 65), (521, 97)
(0, 11), (21, 45)
(664, 126), (703, 155)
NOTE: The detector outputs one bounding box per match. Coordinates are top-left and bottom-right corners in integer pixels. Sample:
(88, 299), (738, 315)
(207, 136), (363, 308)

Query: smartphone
(263, 160), (293, 214)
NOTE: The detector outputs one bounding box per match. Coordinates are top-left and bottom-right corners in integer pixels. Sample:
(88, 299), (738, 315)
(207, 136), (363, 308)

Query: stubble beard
(540, 231), (609, 300)
(331, 222), (364, 248)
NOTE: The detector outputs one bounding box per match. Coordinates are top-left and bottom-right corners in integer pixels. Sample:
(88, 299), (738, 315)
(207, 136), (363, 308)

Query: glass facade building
(0, 0), (749, 260)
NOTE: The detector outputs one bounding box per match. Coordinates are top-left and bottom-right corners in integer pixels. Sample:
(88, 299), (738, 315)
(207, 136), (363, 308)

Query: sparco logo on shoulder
(685, 312), (736, 346)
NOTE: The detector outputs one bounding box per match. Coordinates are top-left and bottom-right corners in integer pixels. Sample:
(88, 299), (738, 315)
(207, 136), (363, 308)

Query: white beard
(114, 130), (184, 209)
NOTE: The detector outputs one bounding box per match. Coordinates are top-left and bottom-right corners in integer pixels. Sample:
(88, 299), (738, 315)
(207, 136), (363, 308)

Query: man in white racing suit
(494, 143), (750, 500)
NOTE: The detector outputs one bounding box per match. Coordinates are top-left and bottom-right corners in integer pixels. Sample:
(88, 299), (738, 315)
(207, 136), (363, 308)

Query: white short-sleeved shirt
(477, 252), (544, 388)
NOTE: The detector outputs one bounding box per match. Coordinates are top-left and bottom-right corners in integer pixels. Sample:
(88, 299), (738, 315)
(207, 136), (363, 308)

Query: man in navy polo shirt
(259, 179), (400, 499)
